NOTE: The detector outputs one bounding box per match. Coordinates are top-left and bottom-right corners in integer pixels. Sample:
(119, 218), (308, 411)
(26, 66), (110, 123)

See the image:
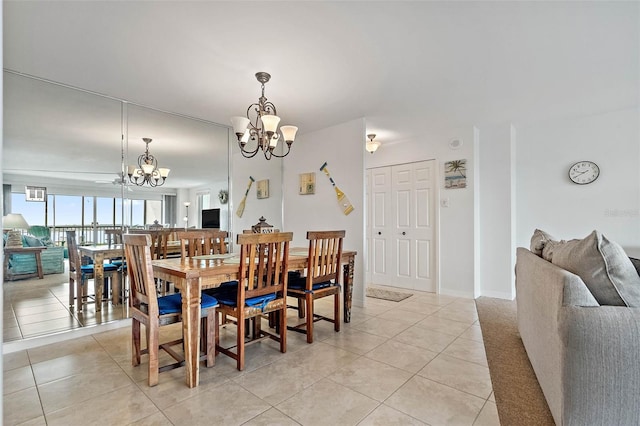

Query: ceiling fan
(95, 172), (133, 191)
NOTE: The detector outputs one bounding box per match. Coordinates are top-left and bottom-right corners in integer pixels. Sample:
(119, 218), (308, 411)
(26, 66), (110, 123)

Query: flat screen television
(201, 208), (221, 229)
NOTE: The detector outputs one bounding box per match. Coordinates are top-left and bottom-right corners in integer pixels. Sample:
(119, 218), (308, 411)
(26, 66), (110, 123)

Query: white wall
(477, 107), (640, 299)
(367, 126), (478, 298)
(283, 119), (366, 306)
(516, 108), (640, 252)
(478, 124), (517, 299)
(230, 147), (283, 252)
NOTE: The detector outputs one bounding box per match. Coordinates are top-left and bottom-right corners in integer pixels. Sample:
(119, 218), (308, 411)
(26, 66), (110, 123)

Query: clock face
(569, 161), (600, 185)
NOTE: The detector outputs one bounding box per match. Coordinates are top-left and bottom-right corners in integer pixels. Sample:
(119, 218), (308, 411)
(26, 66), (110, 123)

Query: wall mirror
(2, 70), (231, 343)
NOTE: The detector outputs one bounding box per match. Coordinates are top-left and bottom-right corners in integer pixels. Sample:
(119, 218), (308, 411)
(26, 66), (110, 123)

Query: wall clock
(218, 189), (229, 204)
(568, 161), (600, 185)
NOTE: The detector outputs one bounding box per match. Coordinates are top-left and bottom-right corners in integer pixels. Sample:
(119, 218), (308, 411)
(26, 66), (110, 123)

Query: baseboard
(439, 288), (476, 299)
(481, 290), (515, 300)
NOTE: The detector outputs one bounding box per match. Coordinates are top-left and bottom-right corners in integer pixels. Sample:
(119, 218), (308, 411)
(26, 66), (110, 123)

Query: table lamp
(3, 213), (30, 247)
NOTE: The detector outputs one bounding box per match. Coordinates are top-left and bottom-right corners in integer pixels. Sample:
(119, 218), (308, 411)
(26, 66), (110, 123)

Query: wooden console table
(4, 246), (46, 281)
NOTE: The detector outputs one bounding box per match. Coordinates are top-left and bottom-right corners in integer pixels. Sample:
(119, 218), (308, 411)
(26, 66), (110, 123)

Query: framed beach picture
(299, 172), (316, 195)
(444, 159), (467, 189)
(256, 179), (270, 199)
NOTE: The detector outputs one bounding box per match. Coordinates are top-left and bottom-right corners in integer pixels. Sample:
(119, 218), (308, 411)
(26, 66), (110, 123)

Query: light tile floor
(4, 266), (129, 341)
(3, 288), (500, 426)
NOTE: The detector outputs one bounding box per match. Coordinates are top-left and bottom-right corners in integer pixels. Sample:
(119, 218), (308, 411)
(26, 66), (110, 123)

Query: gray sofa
(516, 245), (640, 426)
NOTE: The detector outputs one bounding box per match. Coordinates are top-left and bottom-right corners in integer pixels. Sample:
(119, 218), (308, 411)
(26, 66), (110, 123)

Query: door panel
(368, 160), (436, 292)
(369, 167), (392, 284)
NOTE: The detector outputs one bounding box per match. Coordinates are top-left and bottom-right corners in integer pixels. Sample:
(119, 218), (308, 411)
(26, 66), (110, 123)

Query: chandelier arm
(240, 147), (261, 159)
(268, 143), (292, 158)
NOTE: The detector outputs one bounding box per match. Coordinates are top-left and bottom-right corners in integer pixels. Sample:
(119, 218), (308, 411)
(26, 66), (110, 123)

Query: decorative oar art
(235, 176), (255, 218)
(320, 162), (354, 215)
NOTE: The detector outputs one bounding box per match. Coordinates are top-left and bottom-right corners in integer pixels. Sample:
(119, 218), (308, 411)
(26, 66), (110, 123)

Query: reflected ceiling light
(365, 133), (381, 154)
(127, 138), (170, 187)
(231, 72), (298, 160)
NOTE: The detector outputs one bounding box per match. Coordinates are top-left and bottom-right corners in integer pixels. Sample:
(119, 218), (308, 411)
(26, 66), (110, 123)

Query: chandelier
(230, 72), (298, 160)
(365, 134), (381, 154)
(127, 138), (170, 187)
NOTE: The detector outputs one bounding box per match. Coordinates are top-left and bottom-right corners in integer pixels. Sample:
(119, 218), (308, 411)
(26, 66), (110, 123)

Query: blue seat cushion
(208, 281), (277, 310)
(157, 293), (218, 315)
(80, 263), (120, 273)
(288, 274), (333, 291)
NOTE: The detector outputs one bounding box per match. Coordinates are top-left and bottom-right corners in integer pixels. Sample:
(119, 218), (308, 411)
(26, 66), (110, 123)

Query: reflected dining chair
(215, 232), (292, 371)
(66, 230), (121, 312)
(123, 233), (219, 386)
(104, 228), (123, 245)
(287, 230), (345, 343)
(133, 229), (173, 295)
(175, 230), (228, 258)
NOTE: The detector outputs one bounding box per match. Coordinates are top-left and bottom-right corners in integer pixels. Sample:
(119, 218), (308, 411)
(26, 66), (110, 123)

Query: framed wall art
(299, 172), (316, 195)
(25, 186), (47, 202)
(256, 179), (270, 199)
(444, 159), (467, 189)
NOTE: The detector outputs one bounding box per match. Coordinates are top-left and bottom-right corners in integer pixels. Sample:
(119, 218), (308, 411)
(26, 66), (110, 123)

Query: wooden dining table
(152, 248), (357, 388)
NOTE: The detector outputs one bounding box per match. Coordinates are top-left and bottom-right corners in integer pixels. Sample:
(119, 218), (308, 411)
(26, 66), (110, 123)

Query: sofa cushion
(551, 231), (640, 307)
(530, 229), (557, 257)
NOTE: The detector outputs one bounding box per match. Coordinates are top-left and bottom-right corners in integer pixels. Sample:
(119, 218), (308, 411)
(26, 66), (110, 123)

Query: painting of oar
(235, 176), (255, 218)
(320, 162), (354, 215)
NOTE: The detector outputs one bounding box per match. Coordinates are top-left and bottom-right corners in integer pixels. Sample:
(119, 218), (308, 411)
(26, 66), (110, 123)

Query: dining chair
(66, 230), (121, 312)
(133, 229), (174, 295)
(104, 228), (123, 245)
(175, 230), (228, 258)
(215, 232), (292, 371)
(123, 233), (219, 386)
(287, 230), (345, 343)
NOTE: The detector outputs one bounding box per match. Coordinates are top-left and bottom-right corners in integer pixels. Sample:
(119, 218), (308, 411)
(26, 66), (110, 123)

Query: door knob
(402, 231), (406, 235)
(377, 232), (382, 235)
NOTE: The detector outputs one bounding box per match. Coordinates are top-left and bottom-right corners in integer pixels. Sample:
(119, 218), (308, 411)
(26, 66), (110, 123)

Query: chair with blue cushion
(66, 231), (121, 312)
(175, 230), (228, 258)
(215, 232), (292, 371)
(287, 230), (345, 343)
(123, 233), (218, 386)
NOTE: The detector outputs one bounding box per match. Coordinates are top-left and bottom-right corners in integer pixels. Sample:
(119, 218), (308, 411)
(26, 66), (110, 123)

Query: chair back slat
(104, 228), (123, 245)
(66, 230), (82, 273)
(306, 230), (345, 286)
(123, 233), (156, 311)
(237, 232), (292, 301)
(175, 230), (228, 259)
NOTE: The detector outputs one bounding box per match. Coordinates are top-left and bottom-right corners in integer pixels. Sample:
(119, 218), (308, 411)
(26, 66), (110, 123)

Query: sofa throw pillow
(530, 229), (556, 257)
(551, 231), (640, 307)
(23, 235), (45, 247)
(541, 239), (569, 262)
(629, 257), (640, 278)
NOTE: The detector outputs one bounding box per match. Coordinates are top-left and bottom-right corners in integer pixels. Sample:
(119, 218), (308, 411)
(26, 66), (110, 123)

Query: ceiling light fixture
(231, 72), (298, 160)
(127, 138), (170, 187)
(366, 133), (381, 154)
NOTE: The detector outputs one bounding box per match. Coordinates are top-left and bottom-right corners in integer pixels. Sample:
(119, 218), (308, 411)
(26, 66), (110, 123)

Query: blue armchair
(4, 231), (65, 279)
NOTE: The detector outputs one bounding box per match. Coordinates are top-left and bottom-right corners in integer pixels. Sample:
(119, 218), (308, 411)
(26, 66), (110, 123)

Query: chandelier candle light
(231, 72), (298, 160)
(127, 138), (170, 187)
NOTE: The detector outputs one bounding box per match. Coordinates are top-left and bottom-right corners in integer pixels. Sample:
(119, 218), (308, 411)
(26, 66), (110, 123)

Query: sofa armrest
(560, 306), (640, 426)
(515, 247), (598, 425)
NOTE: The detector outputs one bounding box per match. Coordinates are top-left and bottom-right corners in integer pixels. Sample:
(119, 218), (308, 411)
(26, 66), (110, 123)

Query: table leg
(34, 251), (44, 279)
(342, 256), (354, 323)
(94, 254), (104, 312)
(182, 277), (202, 388)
